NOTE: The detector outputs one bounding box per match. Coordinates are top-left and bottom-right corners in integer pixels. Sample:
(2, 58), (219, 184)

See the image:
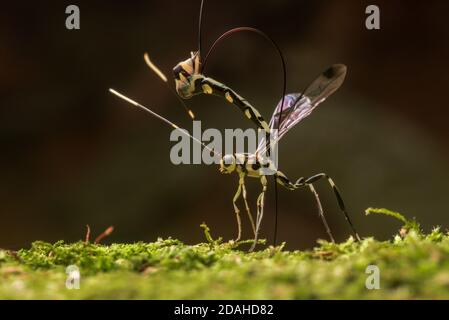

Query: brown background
(1, 0), (448, 250)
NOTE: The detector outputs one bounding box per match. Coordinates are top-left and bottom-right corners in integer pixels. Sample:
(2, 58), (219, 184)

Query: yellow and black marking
(172, 52), (270, 133)
(274, 171), (360, 241)
(198, 77), (271, 133)
(202, 83), (213, 94)
(225, 91), (233, 103)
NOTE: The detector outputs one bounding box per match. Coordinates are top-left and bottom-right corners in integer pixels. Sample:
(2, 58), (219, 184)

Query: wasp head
(173, 51), (201, 99)
(219, 154), (236, 174)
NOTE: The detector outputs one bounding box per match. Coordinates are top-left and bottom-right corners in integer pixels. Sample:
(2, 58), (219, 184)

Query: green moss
(1, 209), (449, 299)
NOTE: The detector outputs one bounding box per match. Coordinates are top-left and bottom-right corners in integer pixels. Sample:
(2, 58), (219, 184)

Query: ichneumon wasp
(110, 1), (361, 250)
(109, 65), (361, 251)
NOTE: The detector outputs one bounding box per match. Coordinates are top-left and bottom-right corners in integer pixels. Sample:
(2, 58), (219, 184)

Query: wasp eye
(173, 65), (182, 79)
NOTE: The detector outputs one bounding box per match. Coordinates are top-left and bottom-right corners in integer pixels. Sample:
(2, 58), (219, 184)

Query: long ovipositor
(173, 52), (271, 134)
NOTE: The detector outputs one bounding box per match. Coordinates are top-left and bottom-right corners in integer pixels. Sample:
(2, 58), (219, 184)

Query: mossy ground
(1, 210), (449, 299)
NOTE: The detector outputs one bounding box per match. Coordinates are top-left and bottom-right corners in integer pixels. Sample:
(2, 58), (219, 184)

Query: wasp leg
(250, 176), (268, 251)
(232, 175), (245, 242)
(305, 173), (361, 241)
(276, 172), (335, 243)
(240, 173), (256, 237)
(308, 184), (335, 243)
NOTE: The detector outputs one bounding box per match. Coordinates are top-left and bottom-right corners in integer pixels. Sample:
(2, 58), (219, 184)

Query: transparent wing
(257, 64), (347, 153)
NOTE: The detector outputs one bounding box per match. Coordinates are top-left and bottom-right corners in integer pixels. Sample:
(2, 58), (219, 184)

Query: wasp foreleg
(250, 175), (268, 251)
(232, 177), (243, 242)
(240, 173), (256, 237)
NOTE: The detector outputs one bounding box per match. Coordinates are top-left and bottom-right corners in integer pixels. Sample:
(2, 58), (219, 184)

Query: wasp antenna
(109, 88), (219, 158)
(144, 52), (167, 82)
(198, 0), (205, 58)
(143, 53), (195, 120)
(109, 88), (178, 128)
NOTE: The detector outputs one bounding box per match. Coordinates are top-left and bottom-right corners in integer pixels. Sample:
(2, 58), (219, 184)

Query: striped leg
(250, 176), (268, 251)
(304, 173), (361, 241)
(277, 173), (335, 242)
(308, 184), (335, 243)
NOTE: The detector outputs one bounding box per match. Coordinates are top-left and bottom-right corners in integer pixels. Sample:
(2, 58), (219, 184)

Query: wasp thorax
(219, 154), (236, 174)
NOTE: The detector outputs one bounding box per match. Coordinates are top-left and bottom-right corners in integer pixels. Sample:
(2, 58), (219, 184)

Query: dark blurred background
(1, 1), (448, 250)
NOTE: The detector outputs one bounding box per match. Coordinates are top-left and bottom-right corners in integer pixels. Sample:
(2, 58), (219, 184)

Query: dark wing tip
(324, 64), (347, 80)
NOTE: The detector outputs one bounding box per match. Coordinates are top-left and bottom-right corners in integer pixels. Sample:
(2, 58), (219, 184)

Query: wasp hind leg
(308, 184), (335, 243)
(304, 173), (361, 241)
(276, 172), (336, 243)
